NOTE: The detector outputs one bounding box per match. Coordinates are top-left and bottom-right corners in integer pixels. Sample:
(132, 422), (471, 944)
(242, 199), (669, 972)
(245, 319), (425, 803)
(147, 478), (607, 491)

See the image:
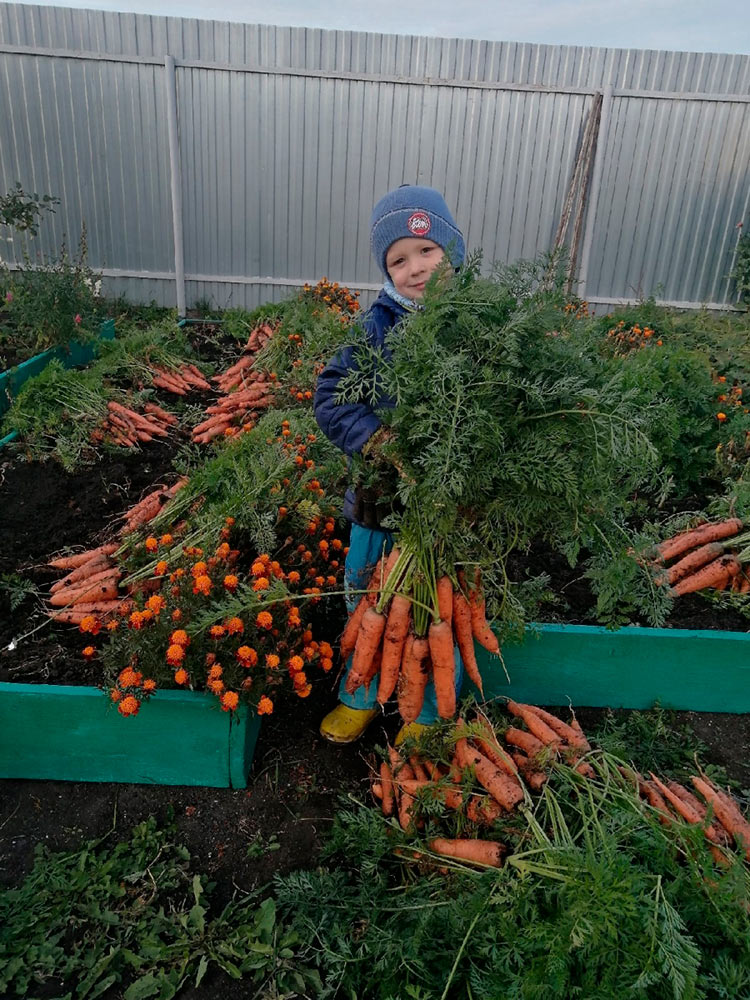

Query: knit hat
(370, 185), (465, 277)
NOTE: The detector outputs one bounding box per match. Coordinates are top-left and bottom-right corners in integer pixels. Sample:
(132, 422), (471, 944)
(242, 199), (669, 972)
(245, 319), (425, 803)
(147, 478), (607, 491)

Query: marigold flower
(191, 560), (208, 577)
(79, 615), (101, 635)
(236, 645), (258, 667)
(257, 695), (274, 715)
(303, 645), (316, 661)
(208, 678), (225, 695)
(174, 667), (189, 685)
(129, 611), (146, 630)
(320, 656), (333, 672)
(118, 695), (140, 717)
(143, 678), (157, 693)
(193, 574), (212, 596)
(216, 542), (231, 559)
(251, 560), (267, 577)
(326, 575), (337, 587)
(171, 608), (183, 621)
(315, 575), (326, 587)
(118, 666), (142, 687)
(174, 567), (186, 578)
(159, 533), (173, 546)
(225, 516), (236, 527)
(296, 683), (312, 698)
(205, 652), (216, 666)
(105, 620), (119, 632)
(223, 574), (239, 592)
(81, 645), (96, 659)
(155, 560), (169, 576)
(167, 643), (185, 666)
(208, 663), (223, 680)
(265, 653), (280, 669)
(288, 655), (304, 673)
(319, 642), (333, 658)
(170, 629), (190, 646)
(256, 611), (273, 629)
(145, 536), (159, 552)
(141, 609), (154, 623)
(209, 625), (226, 640)
(293, 670), (308, 689)
(225, 616), (244, 635)
(717, 412), (728, 422)
(287, 571), (301, 584)
(253, 576), (270, 592)
(110, 688), (122, 702)
(146, 595), (166, 615)
(319, 539), (329, 551)
(221, 690), (239, 712)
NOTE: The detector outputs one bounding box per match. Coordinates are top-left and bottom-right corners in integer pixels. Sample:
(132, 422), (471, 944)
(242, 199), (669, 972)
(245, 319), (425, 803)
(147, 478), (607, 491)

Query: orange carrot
(436, 576), (453, 627)
(396, 636), (430, 723)
(507, 701), (562, 748)
(504, 726), (547, 759)
(144, 402), (178, 425)
(428, 838), (504, 867)
(471, 713), (520, 777)
(429, 619), (456, 719)
(638, 778), (677, 826)
(50, 557), (113, 591)
(671, 554), (742, 596)
(523, 705), (592, 751)
(510, 752), (547, 791)
(467, 795), (503, 825)
(378, 594), (413, 705)
(452, 589), (484, 695)
(345, 606), (387, 695)
(691, 775), (750, 857)
(650, 773), (726, 844)
(408, 756), (430, 783)
(380, 761), (395, 817)
(665, 541), (727, 585)
(658, 518), (744, 562)
(52, 564), (120, 594)
(455, 739), (525, 811)
(48, 544), (118, 571)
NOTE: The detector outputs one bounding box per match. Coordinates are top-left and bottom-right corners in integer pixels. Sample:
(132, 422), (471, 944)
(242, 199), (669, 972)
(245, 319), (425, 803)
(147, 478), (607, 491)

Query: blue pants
(338, 523), (463, 723)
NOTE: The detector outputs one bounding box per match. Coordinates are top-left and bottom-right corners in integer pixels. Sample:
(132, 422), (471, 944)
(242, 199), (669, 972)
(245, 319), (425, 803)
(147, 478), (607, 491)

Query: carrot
(462, 568), (501, 656)
(667, 780), (728, 844)
(144, 402), (178, 425)
(649, 773), (726, 844)
(344, 606), (387, 695)
(436, 576), (453, 628)
(510, 752), (547, 791)
(152, 376), (187, 395)
(504, 726), (547, 759)
(522, 705), (592, 752)
(691, 775), (750, 857)
(428, 838), (504, 867)
(428, 619), (456, 719)
(467, 795), (503, 826)
(472, 713), (520, 777)
(397, 763), (417, 831)
(380, 761), (395, 817)
(48, 544), (118, 571)
(398, 779), (465, 811)
(455, 739), (525, 811)
(638, 778), (677, 826)
(452, 589), (484, 696)
(658, 518), (744, 562)
(665, 541), (727, 585)
(408, 756), (430, 783)
(50, 557), (113, 591)
(396, 636), (430, 723)
(371, 782), (383, 800)
(506, 701), (562, 748)
(339, 558), (386, 663)
(671, 554), (742, 596)
(361, 647), (383, 696)
(378, 594), (413, 705)
(51, 565), (120, 597)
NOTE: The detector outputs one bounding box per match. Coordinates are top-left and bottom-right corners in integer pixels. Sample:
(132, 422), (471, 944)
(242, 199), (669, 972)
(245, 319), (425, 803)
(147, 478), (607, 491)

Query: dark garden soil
(2, 444), (750, 997)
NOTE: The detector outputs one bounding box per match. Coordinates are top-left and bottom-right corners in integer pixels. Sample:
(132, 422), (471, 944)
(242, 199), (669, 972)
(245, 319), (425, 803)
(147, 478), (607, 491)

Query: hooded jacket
(313, 288), (409, 523)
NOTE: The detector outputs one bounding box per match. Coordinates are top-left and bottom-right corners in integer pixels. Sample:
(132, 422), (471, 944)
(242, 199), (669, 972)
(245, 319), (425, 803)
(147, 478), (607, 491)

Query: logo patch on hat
(407, 212), (431, 236)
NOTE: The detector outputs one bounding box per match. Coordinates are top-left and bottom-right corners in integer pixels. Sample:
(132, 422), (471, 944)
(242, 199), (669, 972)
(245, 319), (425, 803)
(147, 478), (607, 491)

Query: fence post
(165, 55), (186, 317)
(577, 85), (613, 302)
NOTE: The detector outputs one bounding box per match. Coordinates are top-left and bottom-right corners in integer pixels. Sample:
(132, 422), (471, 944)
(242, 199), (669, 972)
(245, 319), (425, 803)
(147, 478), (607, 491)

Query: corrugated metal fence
(1, 3), (749, 313)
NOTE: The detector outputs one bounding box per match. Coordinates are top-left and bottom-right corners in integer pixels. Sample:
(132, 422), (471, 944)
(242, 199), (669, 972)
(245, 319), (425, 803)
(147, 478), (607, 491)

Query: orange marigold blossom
(155, 560), (169, 576)
(118, 695), (140, 717)
(302, 629), (313, 643)
(170, 629), (190, 646)
(717, 412), (728, 422)
(110, 688), (122, 702)
(81, 645), (96, 659)
(106, 620), (119, 632)
(253, 577), (270, 592)
(319, 641), (333, 658)
(320, 656), (333, 672)
(193, 574), (212, 596)
(118, 666), (142, 687)
(225, 516), (235, 527)
(174, 567), (186, 578)
(216, 542), (231, 559)
(257, 695), (274, 715)
(209, 679), (225, 695)
(166, 644), (185, 666)
(208, 663), (223, 680)
(288, 655), (304, 673)
(296, 683), (312, 698)
(225, 617), (244, 635)
(287, 571), (301, 584)
(140, 609), (154, 623)
(79, 614), (101, 635)
(265, 653), (280, 668)
(171, 608), (183, 622)
(221, 690), (239, 712)
(205, 652), (217, 666)
(209, 625), (226, 639)
(143, 679), (157, 693)
(129, 611), (146, 629)
(174, 668), (189, 685)
(191, 561), (208, 577)
(146, 594), (166, 614)
(256, 611), (273, 629)
(236, 646), (258, 667)
(293, 670), (308, 688)
(159, 533), (173, 546)
(145, 537), (159, 552)
(223, 574), (239, 592)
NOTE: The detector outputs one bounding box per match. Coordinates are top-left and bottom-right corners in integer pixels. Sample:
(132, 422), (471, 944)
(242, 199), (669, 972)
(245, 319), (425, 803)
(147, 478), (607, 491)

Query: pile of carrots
(372, 701), (750, 869)
(650, 517), (750, 595)
(190, 322), (278, 443)
(94, 401), (177, 448)
(148, 362), (211, 395)
(342, 549), (500, 723)
(120, 477), (188, 534)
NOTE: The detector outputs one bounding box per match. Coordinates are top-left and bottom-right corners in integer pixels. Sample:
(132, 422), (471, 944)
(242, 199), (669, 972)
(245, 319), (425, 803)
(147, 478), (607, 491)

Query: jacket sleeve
(313, 339), (381, 456)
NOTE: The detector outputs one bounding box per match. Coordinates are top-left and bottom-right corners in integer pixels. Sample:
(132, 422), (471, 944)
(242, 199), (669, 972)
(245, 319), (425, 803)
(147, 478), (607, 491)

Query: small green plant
(0, 816), (319, 999)
(0, 572), (38, 611)
(729, 222), (750, 308)
(0, 181), (58, 236)
(246, 832), (281, 858)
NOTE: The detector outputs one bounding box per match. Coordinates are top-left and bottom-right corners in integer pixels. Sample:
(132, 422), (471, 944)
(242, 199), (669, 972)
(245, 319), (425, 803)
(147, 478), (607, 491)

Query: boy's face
(385, 237), (445, 300)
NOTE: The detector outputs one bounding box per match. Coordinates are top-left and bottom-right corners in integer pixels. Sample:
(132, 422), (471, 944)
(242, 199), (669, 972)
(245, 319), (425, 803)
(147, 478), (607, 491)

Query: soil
(2, 443), (750, 998)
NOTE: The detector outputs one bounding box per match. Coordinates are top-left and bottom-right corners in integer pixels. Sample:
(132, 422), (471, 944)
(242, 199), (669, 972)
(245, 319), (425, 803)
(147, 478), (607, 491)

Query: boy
(313, 185), (466, 744)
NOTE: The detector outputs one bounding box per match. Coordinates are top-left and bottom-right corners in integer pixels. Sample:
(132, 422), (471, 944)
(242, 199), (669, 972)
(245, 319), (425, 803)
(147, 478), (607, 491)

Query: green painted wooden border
(0, 683), (260, 787)
(0, 319), (116, 418)
(471, 622), (750, 711)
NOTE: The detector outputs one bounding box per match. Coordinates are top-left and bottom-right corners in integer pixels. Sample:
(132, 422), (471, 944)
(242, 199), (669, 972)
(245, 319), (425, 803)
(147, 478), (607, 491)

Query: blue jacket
(314, 288), (409, 522)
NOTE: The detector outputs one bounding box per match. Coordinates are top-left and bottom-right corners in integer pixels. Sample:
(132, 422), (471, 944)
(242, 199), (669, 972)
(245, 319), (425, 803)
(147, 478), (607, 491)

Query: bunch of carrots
(148, 362), (211, 395)
(46, 477), (188, 623)
(341, 545), (501, 723)
(650, 517), (750, 596)
(372, 701), (592, 866)
(93, 401), (177, 449)
(372, 702), (750, 869)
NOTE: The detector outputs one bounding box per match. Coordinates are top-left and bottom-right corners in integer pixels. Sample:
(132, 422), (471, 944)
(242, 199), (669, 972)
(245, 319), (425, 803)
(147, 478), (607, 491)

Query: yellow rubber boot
(319, 704), (378, 743)
(395, 721), (432, 747)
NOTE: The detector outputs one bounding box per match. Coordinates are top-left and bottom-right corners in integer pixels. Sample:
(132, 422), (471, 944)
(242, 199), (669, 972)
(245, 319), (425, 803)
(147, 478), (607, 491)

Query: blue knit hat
(370, 185), (465, 277)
